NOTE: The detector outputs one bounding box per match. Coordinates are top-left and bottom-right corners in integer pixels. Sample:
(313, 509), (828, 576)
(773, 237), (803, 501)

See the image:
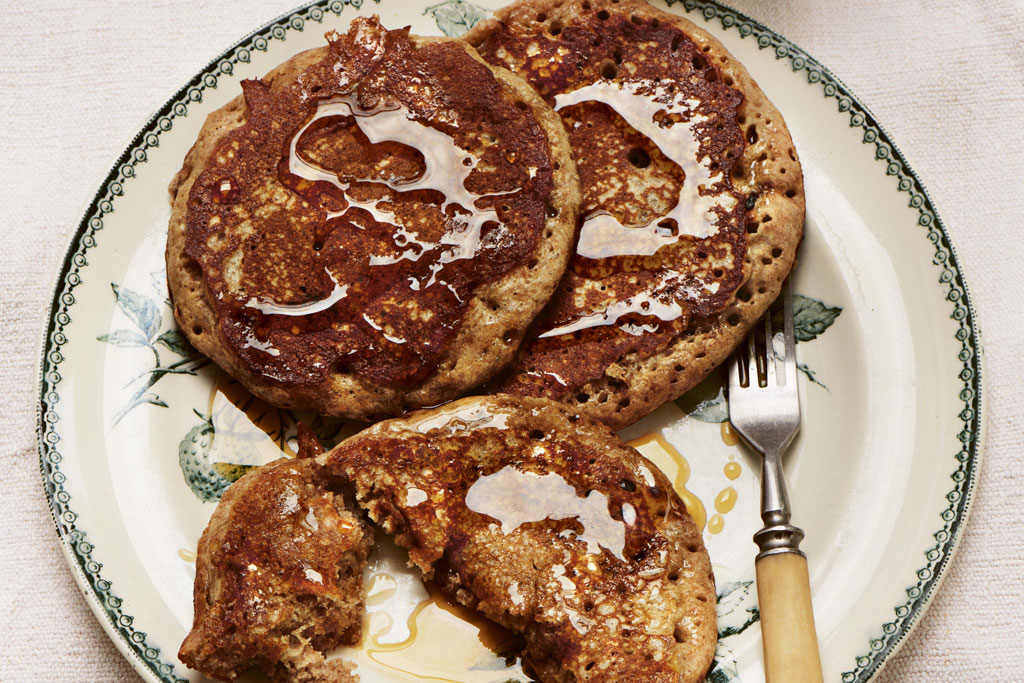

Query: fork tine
(730, 279), (799, 392)
(729, 345), (743, 389)
(763, 300), (777, 387)
(747, 330), (759, 387)
(782, 279), (798, 388)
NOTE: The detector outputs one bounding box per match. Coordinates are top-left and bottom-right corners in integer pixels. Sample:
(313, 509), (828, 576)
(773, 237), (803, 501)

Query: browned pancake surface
(168, 17), (579, 419)
(321, 395), (716, 683)
(467, 0), (804, 428)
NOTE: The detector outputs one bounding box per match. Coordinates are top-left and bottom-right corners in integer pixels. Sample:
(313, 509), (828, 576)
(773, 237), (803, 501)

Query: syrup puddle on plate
(627, 428), (744, 536)
(338, 537), (529, 682)
(206, 372), (296, 469)
(628, 432), (708, 531)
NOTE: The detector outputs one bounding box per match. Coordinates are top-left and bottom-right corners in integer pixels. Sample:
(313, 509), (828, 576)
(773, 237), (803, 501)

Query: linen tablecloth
(2, 0), (1021, 680)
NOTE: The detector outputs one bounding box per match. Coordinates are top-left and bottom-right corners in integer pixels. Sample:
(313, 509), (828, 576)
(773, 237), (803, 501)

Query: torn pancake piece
(179, 457), (372, 682)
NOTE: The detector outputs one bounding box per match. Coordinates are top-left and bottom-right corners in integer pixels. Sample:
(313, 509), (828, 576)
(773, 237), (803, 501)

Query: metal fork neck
(754, 449), (805, 559)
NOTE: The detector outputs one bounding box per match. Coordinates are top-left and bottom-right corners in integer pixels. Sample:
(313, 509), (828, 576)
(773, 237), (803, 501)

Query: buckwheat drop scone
(167, 16), (580, 420)
(467, 0), (804, 429)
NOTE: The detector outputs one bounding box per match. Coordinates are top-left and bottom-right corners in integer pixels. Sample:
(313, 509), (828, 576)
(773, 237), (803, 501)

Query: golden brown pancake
(178, 457), (372, 682)
(466, 0), (804, 429)
(321, 395), (717, 683)
(167, 16), (580, 421)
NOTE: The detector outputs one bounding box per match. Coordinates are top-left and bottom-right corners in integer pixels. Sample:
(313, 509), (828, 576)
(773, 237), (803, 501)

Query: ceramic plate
(37, 1), (983, 681)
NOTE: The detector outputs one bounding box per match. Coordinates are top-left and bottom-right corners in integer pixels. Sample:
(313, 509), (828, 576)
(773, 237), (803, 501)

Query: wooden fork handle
(755, 551), (824, 683)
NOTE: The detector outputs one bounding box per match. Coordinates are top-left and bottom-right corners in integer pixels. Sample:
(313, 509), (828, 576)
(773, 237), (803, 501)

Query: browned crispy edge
(465, 0), (805, 429)
(167, 35), (581, 421)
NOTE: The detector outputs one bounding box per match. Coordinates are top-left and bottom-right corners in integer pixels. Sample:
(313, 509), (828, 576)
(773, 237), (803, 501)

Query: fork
(728, 280), (824, 683)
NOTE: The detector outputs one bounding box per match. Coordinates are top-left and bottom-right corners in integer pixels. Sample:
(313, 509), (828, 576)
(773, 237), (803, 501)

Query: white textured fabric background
(1, 0), (1021, 680)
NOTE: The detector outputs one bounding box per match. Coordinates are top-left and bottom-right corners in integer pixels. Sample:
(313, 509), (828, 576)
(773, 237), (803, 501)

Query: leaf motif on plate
(675, 293), (843, 422)
(716, 580), (760, 638)
(797, 361), (828, 390)
(706, 580), (760, 682)
(155, 329), (195, 357)
(424, 0), (490, 37)
(112, 283), (162, 341)
(773, 294), (842, 342)
(674, 371), (728, 423)
(177, 372), (323, 502)
(97, 329), (151, 348)
(705, 668), (735, 683)
(176, 373), (367, 502)
(101, 279), (208, 424)
(178, 417), (236, 503)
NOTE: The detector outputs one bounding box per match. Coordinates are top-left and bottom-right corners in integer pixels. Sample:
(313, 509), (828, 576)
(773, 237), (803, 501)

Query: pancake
(178, 457), (372, 682)
(321, 395), (717, 683)
(466, 0), (804, 429)
(167, 16), (580, 421)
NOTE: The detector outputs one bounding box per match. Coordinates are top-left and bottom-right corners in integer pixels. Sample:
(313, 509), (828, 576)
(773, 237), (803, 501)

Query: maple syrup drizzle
(627, 433), (706, 532)
(465, 465), (627, 560)
(405, 486), (428, 506)
(293, 100), (490, 212)
(533, 79), (738, 342)
(524, 369), (569, 386)
(708, 479), (738, 535)
(363, 578), (520, 683)
(399, 402), (511, 435)
(242, 331), (281, 357)
(554, 80), (736, 257)
(365, 572), (399, 607)
(206, 372), (295, 467)
(244, 268), (350, 316)
(714, 486), (737, 514)
(283, 97), (511, 272)
(723, 461), (741, 480)
(539, 274), (686, 338)
(212, 176), (239, 204)
(234, 90), (536, 377)
(720, 420), (740, 446)
(421, 583), (518, 653)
